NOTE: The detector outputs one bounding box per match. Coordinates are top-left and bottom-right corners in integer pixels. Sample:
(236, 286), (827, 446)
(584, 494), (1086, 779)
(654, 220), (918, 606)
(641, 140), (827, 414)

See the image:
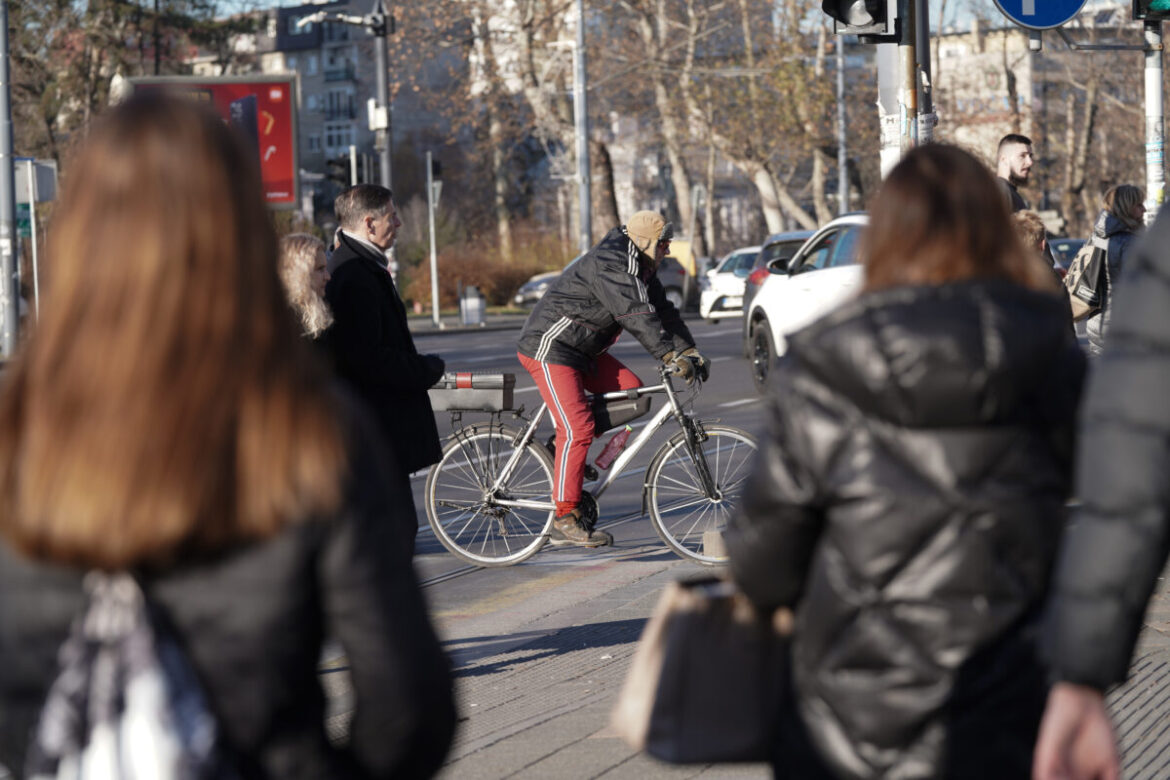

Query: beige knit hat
(625, 211), (673, 256)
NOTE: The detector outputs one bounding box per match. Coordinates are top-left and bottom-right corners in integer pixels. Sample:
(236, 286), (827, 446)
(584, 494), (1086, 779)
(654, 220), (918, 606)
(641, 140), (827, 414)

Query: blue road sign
(994, 0), (1087, 29)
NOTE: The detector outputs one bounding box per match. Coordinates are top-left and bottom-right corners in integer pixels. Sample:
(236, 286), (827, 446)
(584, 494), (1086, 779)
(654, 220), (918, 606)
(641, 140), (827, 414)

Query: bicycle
(424, 365), (758, 568)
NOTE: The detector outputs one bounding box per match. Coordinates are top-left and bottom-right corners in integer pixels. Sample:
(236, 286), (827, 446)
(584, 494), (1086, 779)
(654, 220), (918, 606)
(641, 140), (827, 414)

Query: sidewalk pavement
(401, 554), (1170, 780)
(408, 311), (530, 336)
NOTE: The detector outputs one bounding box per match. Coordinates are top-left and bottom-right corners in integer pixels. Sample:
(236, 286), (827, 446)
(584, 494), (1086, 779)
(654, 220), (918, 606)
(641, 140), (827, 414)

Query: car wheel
(750, 324), (776, 394)
(665, 287), (684, 310)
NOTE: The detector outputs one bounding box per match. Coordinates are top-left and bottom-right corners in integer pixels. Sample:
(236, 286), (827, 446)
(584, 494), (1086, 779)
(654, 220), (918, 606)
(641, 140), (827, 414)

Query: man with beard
(996, 133), (1035, 213)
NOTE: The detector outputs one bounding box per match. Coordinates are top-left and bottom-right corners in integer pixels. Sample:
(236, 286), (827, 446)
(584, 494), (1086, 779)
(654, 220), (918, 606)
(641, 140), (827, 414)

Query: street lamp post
(298, 1), (392, 191)
(0, 2), (17, 357)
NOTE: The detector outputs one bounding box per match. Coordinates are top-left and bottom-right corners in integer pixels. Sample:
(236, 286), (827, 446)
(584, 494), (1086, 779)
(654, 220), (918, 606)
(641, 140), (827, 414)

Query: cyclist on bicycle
(517, 211), (710, 548)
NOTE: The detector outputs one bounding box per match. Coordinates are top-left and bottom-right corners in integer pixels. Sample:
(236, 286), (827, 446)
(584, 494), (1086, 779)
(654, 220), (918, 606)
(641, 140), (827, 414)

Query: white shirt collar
(341, 229), (390, 266)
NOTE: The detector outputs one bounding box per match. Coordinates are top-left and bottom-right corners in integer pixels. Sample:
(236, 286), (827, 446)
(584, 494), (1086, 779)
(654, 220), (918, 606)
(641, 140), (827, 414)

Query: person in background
(726, 144), (1085, 779)
(1032, 207), (1170, 780)
(1013, 209), (1074, 328)
(326, 184), (445, 552)
(997, 133), (1035, 213)
(278, 233), (333, 339)
(0, 93), (455, 778)
(1085, 184), (1144, 356)
(516, 211), (708, 548)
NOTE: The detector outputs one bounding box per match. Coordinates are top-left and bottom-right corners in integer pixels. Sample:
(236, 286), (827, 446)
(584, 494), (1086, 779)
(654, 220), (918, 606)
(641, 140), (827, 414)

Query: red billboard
(129, 76), (299, 210)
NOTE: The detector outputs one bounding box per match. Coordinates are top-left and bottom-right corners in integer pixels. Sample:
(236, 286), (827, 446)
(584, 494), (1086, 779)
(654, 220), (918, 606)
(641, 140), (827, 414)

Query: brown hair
(0, 93), (346, 570)
(1104, 184), (1144, 232)
(862, 144), (1054, 293)
(278, 233), (333, 337)
(1012, 210), (1048, 253)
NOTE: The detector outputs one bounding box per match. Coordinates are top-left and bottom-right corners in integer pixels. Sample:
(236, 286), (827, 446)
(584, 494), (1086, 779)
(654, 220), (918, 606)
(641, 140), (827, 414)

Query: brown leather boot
(548, 508), (613, 548)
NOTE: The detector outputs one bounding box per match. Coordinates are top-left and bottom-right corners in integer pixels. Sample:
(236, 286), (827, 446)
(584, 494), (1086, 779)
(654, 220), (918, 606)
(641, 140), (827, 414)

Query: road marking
(718, 398), (760, 408)
(462, 354), (516, 363)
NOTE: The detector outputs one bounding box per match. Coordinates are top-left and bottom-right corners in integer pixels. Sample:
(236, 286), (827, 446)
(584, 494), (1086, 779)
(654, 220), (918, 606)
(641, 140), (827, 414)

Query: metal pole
(26, 162), (38, 318)
(877, 43), (900, 178)
(899, 0), (918, 154)
(1145, 21), (1164, 224)
(372, 9), (392, 191)
(915, 0), (935, 144)
(0, 2), (18, 357)
(348, 144), (358, 186)
(427, 151), (441, 328)
(836, 37), (848, 214)
(573, 0), (592, 252)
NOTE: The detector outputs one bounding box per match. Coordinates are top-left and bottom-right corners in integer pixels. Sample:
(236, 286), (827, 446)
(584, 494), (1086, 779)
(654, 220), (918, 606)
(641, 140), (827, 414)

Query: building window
(307, 135), (321, 152)
(324, 122), (354, 153)
(308, 55), (318, 75)
(307, 94), (319, 111)
(289, 16), (312, 35)
(286, 54), (297, 71)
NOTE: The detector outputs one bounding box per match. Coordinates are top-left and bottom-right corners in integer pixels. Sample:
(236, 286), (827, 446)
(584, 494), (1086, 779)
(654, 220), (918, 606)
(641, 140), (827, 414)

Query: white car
(699, 245), (760, 323)
(745, 213), (868, 392)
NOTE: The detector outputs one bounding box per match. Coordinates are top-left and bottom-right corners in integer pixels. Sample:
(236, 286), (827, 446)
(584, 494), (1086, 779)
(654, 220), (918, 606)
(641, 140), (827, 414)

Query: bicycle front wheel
(425, 424), (555, 567)
(646, 423), (758, 565)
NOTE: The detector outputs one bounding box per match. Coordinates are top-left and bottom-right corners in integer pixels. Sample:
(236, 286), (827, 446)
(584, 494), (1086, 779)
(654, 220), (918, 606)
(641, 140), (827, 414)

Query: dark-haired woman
(726, 144), (1086, 779)
(0, 93), (454, 778)
(1085, 184), (1144, 356)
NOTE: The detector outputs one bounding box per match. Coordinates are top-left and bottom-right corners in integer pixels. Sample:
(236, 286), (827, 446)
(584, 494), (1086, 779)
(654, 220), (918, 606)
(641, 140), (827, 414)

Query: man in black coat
(325, 185), (445, 550)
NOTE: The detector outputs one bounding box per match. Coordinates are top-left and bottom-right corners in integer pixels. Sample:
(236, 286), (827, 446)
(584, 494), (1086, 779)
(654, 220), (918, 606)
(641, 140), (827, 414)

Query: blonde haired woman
(279, 232), (333, 338)
(0, 93), (454, 778)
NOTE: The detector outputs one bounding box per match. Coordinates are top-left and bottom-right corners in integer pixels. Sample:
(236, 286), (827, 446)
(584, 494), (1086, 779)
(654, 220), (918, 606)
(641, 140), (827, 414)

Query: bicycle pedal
(584, 464), (599, 481)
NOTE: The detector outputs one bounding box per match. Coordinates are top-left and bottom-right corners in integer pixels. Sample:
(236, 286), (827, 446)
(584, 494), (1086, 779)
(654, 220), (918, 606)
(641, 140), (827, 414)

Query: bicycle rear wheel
(646, 423), (758, 565)
(425, 424), (555, 567)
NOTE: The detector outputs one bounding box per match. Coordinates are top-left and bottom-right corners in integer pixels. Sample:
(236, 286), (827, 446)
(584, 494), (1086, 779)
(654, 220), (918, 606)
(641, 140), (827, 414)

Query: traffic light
(822, 0), (898, 39)
(325, 155), (350, 187)
(1135, 0), (1170, 21)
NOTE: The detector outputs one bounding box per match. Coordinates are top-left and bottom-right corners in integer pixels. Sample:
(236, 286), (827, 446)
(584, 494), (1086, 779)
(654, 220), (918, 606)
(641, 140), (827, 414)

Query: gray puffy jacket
(1085, 210), (1140, 356)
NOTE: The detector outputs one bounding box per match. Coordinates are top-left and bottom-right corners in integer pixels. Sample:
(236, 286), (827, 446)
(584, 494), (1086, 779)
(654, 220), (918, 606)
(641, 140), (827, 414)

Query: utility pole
(0, 1), (18, 357)
(370, 0), (393, 192)
(573, 0), (592, 252)
(836, 37), (848, 213)
(1145, 21), (1165, 223)
(899, 0), (918, 154)
(427, 151), (441, 328)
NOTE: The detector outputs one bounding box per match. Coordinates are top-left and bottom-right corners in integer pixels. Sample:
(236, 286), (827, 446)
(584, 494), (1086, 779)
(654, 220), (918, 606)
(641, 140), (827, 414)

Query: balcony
(324, 63), (356, 82)
(324, 106), (356, 121)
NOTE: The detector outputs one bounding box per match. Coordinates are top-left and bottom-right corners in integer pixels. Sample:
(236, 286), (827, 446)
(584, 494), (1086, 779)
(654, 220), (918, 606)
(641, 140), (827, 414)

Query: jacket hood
(786, 280), (1074, 428)
(1094, 210), (1135, 238)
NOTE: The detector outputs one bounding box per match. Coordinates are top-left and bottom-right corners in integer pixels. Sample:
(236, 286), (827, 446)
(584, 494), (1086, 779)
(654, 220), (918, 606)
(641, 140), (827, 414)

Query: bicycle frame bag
(592, 393), (651, 436)
(429, 372), (516, 411)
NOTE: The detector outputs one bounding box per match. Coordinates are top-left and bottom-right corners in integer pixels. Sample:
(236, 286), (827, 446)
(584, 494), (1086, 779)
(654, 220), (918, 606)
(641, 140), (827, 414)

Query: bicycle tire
(646, 423), (758, 565)
(424, 424), (555, 567)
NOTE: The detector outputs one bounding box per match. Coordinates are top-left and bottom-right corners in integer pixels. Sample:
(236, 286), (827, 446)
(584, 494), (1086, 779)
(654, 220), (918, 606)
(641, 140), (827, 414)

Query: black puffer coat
(1044, 206), (1170, 690)
(0, 400), (456, 779)
(726, 280), (1085, 779)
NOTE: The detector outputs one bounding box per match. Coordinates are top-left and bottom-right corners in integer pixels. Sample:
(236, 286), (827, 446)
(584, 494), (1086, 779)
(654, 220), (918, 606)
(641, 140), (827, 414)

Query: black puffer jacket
(0, 400), (456, 779)
(517, 228), (694, 369)
(1044, 206), (1170, 690)
(726, 280), (1085, 779)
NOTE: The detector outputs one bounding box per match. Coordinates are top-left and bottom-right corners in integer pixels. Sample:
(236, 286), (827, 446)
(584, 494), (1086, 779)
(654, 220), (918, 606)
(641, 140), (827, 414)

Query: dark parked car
(1049, 237), (1085, 277)
(740, 229), (814, 355)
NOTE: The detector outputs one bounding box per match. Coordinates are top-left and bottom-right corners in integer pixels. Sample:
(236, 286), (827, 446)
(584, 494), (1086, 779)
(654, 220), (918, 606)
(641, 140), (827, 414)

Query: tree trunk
(590, 136), (621, 236)
(1061, 76), (1098, 234)
(489, 107), (514, 262)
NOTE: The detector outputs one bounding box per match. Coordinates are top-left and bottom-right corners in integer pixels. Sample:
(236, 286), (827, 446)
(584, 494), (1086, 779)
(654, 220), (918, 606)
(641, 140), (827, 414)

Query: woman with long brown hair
(0, 93), (454, 778)
(726, 144), (1085, 779)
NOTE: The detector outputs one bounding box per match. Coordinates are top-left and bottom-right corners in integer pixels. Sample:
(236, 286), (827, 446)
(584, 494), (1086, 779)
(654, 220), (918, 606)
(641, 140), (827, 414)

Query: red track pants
(517, 352), (642, 516)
